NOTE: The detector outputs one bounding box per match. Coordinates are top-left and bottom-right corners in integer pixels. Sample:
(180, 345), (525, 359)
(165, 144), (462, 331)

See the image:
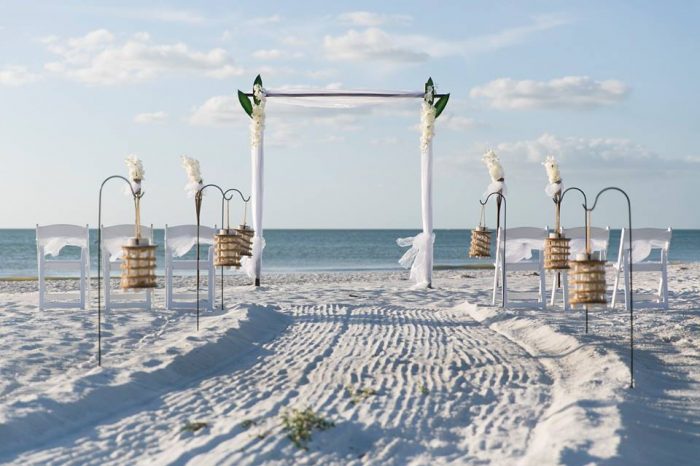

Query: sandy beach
(0, 264), (697, 465)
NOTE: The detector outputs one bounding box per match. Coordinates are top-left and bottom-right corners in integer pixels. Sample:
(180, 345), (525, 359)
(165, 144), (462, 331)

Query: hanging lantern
(468, 204), (491, 258)
(544, 232), (571, 269)
(120, 172), (157, 290)
(569, 253), (607, 305)
(235, 224), (254, 257)
(469, 226), (491, 258)
(120, 237), (157, 289)
(214, 229), (241, 268)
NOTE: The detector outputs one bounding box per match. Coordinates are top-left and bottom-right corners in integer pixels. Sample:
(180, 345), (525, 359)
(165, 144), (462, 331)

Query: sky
(1, 0), (699, 230)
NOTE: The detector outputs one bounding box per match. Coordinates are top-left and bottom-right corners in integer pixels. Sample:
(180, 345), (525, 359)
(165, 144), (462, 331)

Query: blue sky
(1, 0), (698, 229)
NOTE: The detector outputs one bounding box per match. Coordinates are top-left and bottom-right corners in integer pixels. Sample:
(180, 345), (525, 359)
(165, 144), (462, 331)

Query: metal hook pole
(97, 175), (140, 366)
(480, 192), (507, 308)
(590, 187), (635, 389)
(195, 184), (226, 327)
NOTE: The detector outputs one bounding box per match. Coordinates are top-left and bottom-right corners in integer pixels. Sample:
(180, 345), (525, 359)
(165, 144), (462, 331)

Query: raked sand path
(0, 268), (697, 464)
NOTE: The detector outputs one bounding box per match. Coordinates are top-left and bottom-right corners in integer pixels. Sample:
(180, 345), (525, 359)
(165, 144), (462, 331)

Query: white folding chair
(550, 226), (610, 311)
(493, 227), (548, 309)
(164, 224), (217, 311)
(101, 224), (154, 310)
(36, 224), (90, 310)
(612, 228), (672, 310)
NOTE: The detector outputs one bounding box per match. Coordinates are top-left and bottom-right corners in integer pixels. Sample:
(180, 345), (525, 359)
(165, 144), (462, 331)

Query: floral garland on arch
(238, 74), (266, 147)
(420, 77), (449, 151)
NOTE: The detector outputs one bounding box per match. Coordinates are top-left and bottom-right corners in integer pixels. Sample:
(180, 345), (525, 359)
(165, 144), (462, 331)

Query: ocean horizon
(5, 228), (699, 278)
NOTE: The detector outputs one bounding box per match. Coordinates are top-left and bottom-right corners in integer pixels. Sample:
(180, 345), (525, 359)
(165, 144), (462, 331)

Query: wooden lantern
(544, 233), (571, 269)
(214, 229), (241, 268)
(120, 238), (157, 289)
(569, 254), (607, 305)
(469, 226), (491, 258)
(235, 224), (254, 257)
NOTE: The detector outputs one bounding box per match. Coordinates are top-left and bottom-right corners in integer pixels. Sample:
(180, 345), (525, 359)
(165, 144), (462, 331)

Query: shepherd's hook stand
(480, 192), (507, 308)
(195, 184), (251, 331)
(96, 175), (143, 366)
(560, 187), (590, 330)
(590, 187), (634, 389)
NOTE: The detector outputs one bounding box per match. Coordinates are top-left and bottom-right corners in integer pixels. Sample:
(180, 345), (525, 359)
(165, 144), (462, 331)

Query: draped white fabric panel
(396, 139), (434, 287)
(167, 226), (216, 258)
(38, 230), (88, 257)
(242, 133), (265, 280)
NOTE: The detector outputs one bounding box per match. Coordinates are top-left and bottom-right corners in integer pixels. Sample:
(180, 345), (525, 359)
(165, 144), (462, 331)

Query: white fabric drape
(168, 232), (214, 258)
(484, 180), (507, 199)
(503, 239), (545, 263)
(396, 139), (434, 288)
(627, 239), (667, 264)
(242, 132), (265, 280)
(39, 235), (87, 257)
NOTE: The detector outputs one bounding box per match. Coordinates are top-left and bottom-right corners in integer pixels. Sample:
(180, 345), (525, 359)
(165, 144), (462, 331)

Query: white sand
(0, 265), (698, 465)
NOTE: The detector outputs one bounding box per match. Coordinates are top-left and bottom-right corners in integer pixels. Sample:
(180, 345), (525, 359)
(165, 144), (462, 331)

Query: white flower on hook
(181, 155), (203, 197)
(543, 154), (563, 197)
(482, 149), (504, 182)
(125, 154), (144, 194)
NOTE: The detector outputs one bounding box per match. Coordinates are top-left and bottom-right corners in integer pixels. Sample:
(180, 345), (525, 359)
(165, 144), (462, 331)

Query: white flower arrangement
(420, 100), (436, 152)
(482, 149), (504, 182)
(250, 83), (266, 149)
(125, 154), (144, 193)
(181, 155), (203, 197)
(543, 155), (563, 197)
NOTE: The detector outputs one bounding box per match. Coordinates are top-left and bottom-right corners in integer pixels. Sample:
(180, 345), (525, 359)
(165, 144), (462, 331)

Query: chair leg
(208, 266), (215, 311)
(492, 265), (499, 306)
(661, 266), (669, 310)
(611, 265), (622, 309)
(550, 273), (557, 307)
(540, 269), (546, 310)
(623, 265), (631, 312)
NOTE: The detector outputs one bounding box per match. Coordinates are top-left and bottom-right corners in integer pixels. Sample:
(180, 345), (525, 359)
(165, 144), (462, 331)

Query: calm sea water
(2, 229), (699, 278)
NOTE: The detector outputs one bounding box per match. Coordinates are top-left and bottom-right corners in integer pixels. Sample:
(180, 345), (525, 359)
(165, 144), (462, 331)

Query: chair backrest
(498, 227), (548, 263)
(36, 224), (89, 258)
(565, 226), (610, 260)
(164, 224), (216, 258)
(101, 224), (154, 261)
(619, 227), (672, 263)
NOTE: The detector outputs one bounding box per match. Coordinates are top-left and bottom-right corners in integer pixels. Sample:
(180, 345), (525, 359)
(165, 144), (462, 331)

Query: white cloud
(445, 133), (699, 174)
(470, 76), (629, 109)
(252, 49), (283, 60)
(88, 6), (206, 24)
(281, 35), (307, 47)
(324, 28), (429, 63)
(133, 111), (168, 124)
(189, 95), (244, 126)
(338, 11), (412, 27)
(441, 114), (478, 131)
(249, 15), (282, 26)
(371, 136), (400, 145)
(0, 65), (40, 86)
(493, 133), (654, 166)
(44, 29), (243, 85)
(323, 14), (570, 64)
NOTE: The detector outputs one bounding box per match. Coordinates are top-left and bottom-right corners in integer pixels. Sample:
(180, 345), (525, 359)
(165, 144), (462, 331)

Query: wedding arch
(237, 75), (450, 288)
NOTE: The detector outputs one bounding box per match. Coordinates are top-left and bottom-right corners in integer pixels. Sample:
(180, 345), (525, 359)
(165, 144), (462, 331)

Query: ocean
(2, 229), (699, 278)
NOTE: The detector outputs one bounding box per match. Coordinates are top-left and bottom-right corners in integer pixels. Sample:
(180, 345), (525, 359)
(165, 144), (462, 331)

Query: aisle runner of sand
(7, 302), (553, 465)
